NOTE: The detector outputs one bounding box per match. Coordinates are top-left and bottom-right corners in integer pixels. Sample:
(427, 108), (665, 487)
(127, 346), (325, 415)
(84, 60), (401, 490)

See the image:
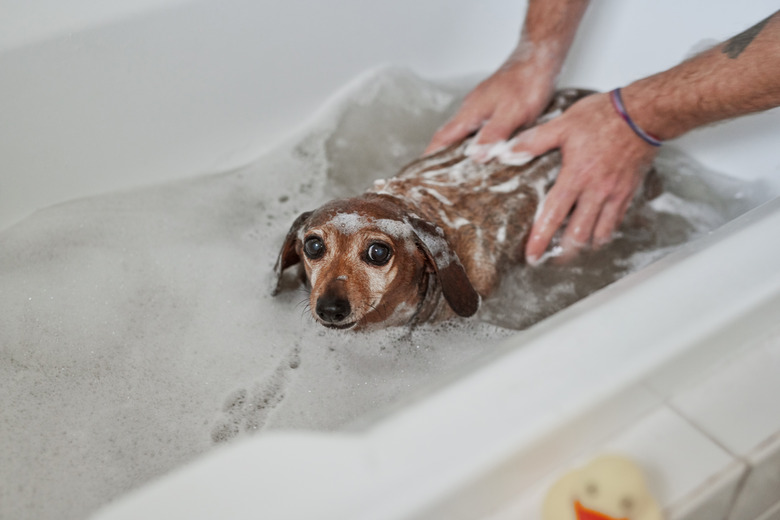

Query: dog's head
(272, 195), (479, 330)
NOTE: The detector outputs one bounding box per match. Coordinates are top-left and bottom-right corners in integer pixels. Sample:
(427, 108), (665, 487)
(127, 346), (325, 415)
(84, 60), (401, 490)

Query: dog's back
(369, 89), (591, 296)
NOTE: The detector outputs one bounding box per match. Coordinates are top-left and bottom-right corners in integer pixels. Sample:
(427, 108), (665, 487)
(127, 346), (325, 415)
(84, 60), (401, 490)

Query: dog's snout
(316, 296), (352, 324)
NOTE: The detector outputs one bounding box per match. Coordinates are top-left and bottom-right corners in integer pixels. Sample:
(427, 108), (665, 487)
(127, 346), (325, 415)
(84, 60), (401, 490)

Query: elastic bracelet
(609, 88), (662, 147)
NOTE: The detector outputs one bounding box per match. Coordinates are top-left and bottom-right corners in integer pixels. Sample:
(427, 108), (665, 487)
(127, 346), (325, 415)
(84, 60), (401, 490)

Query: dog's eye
(365, 242), (392, 266)
(303, 236), (325, 259)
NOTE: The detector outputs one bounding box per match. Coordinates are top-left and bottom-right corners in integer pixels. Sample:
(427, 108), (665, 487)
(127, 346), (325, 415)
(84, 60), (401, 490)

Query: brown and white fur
(272, 89), (649, 330)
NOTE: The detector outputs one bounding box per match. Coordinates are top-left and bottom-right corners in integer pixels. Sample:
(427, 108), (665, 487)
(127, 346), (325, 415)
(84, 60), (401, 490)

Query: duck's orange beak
(574, 501), (628, 520)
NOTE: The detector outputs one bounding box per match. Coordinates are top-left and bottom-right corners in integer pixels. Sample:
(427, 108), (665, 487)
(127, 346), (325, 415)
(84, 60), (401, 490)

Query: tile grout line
(664, 399), (752, 520)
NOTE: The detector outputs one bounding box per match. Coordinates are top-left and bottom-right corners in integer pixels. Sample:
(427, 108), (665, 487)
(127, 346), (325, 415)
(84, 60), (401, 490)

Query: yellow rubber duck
(542, 454), (663, 520)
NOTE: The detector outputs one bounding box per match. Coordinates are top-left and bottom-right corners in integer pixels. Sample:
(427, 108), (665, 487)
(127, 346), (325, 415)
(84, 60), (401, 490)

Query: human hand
(424, 48), (558, 158)
(496, 92), (659, 264)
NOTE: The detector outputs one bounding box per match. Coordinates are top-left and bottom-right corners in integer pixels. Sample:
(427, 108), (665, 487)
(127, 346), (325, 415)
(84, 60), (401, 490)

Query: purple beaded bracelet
(609, 88), (662, 147)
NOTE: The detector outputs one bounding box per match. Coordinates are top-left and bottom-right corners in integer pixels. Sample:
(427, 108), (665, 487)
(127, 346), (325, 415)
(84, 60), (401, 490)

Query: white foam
(496, 225), (507, 243)
(324, 212), (414, 241)
(423, 187), (453, 206)
(465, 139), (512, 162)
(488, 176), (523, 193)
(328, 212), (368, 234)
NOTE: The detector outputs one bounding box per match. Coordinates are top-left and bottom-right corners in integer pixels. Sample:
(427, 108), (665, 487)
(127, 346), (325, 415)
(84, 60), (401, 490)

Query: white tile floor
(491, 326), (780, 520)
(671, 336), (780, 456)
(671, 332), (780, 520)
(602, 408), (745, 520)
(488, 406), (745, 520)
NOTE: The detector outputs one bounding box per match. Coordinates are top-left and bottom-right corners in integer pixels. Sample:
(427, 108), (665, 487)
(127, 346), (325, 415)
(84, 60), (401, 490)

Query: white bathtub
(2, 1), (780, 519)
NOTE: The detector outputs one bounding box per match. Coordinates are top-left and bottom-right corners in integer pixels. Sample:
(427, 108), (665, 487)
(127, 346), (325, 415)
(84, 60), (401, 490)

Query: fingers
(425, 70), (555, 155)
(480, 120), (572, 264)
(518, 91), (659, 265)
(592, 195), (631, 247)
(525, 180), (580, 265)
(490, 113), (564, 170)
(424, 111), (485, 155)
(475, 103), (534, 144)
(516, 122), (611, 263)
(557, 193), (602, 262)
(429, 87), (656, 266)
(526, 177), (633, 265)
(466, 120), (523, 163)
(426, 104), (534, 158)
(555, 193), (632, 264)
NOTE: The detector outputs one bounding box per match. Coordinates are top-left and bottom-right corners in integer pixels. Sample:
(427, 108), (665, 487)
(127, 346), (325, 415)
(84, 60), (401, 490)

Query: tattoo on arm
(722, 15), (772, 59)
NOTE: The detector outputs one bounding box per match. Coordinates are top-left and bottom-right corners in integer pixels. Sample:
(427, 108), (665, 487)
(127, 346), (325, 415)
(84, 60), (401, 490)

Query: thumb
(498, 120), (563, 166)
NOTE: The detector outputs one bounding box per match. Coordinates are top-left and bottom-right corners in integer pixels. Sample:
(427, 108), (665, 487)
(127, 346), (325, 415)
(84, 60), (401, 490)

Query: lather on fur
(272, 89), (657, 330)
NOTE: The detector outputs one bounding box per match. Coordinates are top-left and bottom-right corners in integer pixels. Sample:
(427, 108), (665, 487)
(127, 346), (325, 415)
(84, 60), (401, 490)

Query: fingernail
(526, 253), (541, 267)
(499, 150), (534, 166)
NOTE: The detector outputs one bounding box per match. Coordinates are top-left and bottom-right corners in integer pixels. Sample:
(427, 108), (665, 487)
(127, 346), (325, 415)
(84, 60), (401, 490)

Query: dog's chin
(320, 320), (357, 330)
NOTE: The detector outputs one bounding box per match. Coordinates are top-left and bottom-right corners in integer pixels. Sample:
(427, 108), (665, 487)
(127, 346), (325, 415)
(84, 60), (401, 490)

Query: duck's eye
(365, 242), (392, 266)
(303, 236), (325, 259)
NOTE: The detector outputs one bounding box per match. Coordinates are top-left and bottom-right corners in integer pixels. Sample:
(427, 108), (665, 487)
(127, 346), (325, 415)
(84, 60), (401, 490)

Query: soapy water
(0, 67), (769, 519)
(480, 148), (766, 329)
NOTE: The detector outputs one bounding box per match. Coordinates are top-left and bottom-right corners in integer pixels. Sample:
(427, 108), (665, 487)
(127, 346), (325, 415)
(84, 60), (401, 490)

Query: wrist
(609, 89), (662, 147)
(502, 38), (565, 79)
(619, 80), (692, 141)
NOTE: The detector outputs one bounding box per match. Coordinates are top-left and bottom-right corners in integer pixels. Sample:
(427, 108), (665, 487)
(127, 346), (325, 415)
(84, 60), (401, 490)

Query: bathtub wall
(0, 0), (522, 230)
(2, 0), (778, 231)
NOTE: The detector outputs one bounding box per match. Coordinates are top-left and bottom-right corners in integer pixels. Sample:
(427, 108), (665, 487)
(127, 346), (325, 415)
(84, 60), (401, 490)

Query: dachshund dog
(272, 89), (649, 330)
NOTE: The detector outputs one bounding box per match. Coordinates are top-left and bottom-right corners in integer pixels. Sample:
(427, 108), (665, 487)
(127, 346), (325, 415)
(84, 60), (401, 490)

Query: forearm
(502, 0), (590, 80)
(623, 10), (780, 140)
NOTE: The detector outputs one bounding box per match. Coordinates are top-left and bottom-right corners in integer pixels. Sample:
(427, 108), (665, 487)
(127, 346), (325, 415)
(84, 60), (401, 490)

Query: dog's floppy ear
(407, 216), (480, 317)
(272, 211), (312, 296)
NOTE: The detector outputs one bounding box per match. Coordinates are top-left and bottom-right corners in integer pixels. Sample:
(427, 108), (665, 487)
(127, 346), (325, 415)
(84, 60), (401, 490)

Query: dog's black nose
(316, 296), (352, 324)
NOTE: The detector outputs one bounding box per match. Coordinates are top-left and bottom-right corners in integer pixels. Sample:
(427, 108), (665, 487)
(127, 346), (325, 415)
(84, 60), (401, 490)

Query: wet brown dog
(272, 89), (630, 330)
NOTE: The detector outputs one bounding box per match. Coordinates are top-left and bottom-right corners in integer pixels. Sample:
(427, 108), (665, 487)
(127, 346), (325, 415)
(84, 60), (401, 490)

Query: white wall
(1, 0), (778, 231)
(0, 0), (523, 231)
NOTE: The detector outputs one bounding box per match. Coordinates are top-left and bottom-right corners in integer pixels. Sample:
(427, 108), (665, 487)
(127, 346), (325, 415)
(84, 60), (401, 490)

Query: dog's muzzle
(315, 293), (354, 329)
